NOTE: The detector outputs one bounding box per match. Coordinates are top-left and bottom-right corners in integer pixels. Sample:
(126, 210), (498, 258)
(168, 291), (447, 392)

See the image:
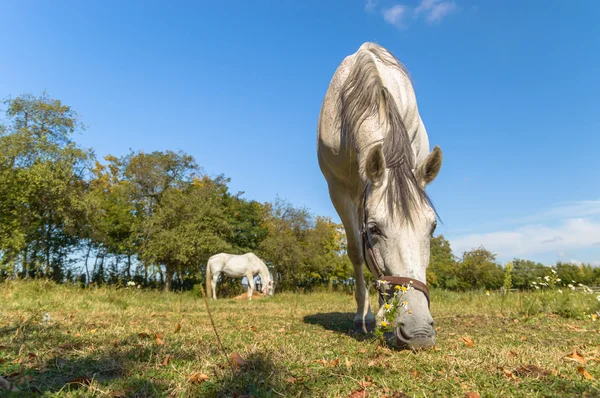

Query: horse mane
(337, 42), (435, 224)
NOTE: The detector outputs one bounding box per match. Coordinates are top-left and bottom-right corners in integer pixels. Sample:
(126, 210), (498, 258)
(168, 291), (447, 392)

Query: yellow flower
(394, 285), (401, 291)
(402, 300), (408, 308)
(408, 309), (412, 315)
(401, 286), (407, 292)
(384, 303), (391, 310)
(485, 291), (490, 296)
(381, 321), (388, 327)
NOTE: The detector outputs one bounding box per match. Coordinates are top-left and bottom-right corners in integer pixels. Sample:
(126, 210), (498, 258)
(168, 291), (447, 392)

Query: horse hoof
(354, 320), (376, 334)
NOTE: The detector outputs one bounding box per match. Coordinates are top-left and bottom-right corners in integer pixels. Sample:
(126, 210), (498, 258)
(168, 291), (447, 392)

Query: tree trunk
(22, 247), (28, 278)
(164, 266), (172, 292)
(84, 244), (92, 285)
(45, 224), (51, 276)
(126, 254), (132, 279)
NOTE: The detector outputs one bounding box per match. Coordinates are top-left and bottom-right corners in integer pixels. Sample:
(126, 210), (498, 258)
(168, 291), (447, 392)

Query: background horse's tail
(205, 262), (212, 299)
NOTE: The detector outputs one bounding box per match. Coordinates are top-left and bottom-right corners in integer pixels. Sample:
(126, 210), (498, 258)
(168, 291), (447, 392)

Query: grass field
(1, 281), (599, 397)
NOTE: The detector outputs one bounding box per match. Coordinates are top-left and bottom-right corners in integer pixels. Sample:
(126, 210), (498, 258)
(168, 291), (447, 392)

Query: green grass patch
(0, 281), (599, 397)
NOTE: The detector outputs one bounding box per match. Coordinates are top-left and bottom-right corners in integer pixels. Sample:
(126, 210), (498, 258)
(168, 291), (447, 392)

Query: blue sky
(1, 0), (599, 266)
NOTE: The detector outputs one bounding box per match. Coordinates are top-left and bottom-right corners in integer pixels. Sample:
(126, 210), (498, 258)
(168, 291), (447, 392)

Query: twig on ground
(197, 282), (234, 374)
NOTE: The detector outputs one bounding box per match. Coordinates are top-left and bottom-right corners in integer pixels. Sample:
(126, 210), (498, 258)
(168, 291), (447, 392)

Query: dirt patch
(232, 291), (265, 300)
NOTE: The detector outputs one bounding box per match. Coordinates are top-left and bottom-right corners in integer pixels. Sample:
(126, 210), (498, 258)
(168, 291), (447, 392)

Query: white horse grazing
(206, 253), (273, 300)
(317, 42), (443, 349)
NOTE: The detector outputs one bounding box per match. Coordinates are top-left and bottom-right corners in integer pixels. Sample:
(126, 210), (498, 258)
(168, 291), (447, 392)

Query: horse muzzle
(395, 320), (436, 350)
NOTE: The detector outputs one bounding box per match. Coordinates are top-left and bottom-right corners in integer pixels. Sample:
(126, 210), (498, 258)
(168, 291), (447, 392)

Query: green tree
(457, 247), (504, 290)
(511, 258), (547, 289)
(0, 93), (92, 280)
(138, 179), (232, 291)
(427, 235), (458, 288)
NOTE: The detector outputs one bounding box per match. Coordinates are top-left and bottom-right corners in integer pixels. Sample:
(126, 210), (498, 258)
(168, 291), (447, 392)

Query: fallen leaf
(411, 370), (421, 378)
(358, 380), (374, 388)
(367, 360), (377, 367)
(577, 366), (594, 380)
(345, 357), (352, 369)
(565, 349), (586, 365)
(174, 323), (181, 333)
(513, 365), (551, 378)
(460, 336), (474, 348)
(67, 377), (93, 386)
(162, 355), (172, 366)
(502, 368), (518, 380)
(508, 349), (518, 358)
(285, 377), (297, 384)
(230, 352), (247, 368)
(187, 373), (209, 383)
(17, 375), (34, 384)
(513, 319), (519, 324)
(359, 349), (366, 354)
(155, 333), (165, 345)
(520, 336), (527, 341)
(27, 352), (37, 360)
(348, 388), (368, 398)
(138, 332), (151, 339)
(465, 392), (480, 398)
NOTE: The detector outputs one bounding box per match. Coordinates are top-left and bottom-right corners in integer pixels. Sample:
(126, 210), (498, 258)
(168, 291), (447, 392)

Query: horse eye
(369, 224), (381, 236)
(430, 221), (438, 236)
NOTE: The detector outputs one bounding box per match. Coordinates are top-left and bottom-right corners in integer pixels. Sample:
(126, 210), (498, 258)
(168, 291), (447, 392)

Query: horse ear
(416, 146), (442, 187)
(365, 144), (386, 185)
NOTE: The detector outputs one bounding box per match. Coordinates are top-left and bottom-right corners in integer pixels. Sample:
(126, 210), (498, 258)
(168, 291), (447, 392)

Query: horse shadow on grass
(0, 330), (189, 396)
(302, 312), (374, 341)
(205, 351), (307, 398)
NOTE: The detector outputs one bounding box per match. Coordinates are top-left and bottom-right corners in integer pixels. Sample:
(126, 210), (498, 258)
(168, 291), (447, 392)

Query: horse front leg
(351, 257), (376, 333)
(328, 186), (375, 333)
(246, 274), (255, 300)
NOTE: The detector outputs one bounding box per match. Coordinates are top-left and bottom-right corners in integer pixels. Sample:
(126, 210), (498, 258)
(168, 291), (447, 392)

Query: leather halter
(360, 187), (431, 308)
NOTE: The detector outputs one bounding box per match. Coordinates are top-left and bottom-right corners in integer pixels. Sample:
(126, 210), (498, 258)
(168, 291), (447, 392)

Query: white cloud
(453, 200), (600, 234)
(414, 0), (456, 23)
(450, 217), (600, 261)
(371, 0), (456, 28)
(383, 5), (407, 26)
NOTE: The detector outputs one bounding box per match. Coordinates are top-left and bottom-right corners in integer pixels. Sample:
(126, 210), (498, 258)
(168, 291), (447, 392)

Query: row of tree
(1, 93), (598, 292)
(0, 93), (353, 291)
(428, 236), (600, 289)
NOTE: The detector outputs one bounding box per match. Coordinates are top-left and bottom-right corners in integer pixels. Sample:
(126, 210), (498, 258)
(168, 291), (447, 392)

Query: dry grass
(0, 280), (599, 397)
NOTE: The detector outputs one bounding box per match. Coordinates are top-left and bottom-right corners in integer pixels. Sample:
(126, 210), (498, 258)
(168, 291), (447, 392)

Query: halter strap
(361, 187), (431, 308)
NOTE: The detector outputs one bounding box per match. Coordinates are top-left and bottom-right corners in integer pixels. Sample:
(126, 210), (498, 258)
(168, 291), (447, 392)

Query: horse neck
(258, 264), (270, 283)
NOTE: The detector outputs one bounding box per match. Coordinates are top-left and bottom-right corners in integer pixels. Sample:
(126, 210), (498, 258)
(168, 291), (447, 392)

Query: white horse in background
(317, 42), (443, 349)
(206, 253), (273, 300)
